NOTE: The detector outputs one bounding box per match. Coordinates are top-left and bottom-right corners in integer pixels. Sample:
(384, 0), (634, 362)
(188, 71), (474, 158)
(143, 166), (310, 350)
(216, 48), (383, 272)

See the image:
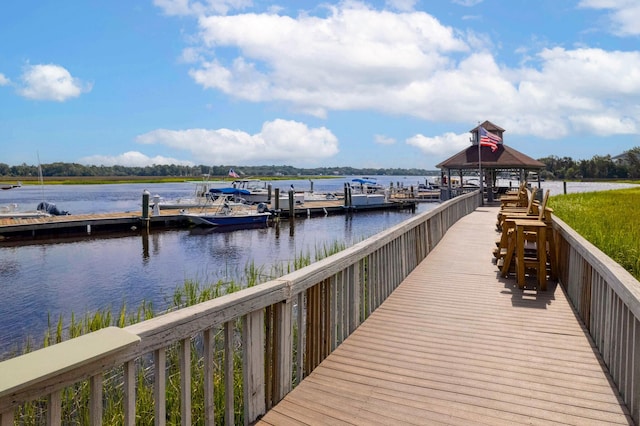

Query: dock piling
(142, 190), (150, 232)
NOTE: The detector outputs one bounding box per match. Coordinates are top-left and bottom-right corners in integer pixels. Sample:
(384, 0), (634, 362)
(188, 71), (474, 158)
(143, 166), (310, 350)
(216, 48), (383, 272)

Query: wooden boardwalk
(258, 206), (633, 425)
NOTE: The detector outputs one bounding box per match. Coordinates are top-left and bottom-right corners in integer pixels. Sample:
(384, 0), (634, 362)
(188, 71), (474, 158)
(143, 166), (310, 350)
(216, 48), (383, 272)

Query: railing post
(0, 412), (12, 426)
(203, 329), (215, 425)
(180, 338), (192, 426)
(274, 299), (293, 402)
(224, 322), (235, 426)
(349, 263), (361, 333)
(124, 360), (136, 426)
(47, 390), (61, 425)
(154, 348), (166, 426)
(243, 310), (265, 425)
(90, 374), (103, 425)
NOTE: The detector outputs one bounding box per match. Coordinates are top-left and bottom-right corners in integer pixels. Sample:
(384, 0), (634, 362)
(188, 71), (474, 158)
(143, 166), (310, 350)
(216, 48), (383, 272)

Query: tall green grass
(550, 187), (640, 280)
(9, 240), (346, 424)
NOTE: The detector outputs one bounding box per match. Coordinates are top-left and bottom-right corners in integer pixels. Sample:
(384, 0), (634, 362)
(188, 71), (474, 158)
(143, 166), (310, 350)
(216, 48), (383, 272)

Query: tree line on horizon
(539, 146), (640, 180)
(1, 146), (639, 180)
(0, 163), (436, 179)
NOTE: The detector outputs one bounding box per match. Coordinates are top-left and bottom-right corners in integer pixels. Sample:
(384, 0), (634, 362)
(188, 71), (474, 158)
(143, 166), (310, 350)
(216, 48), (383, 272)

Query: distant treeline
(2, 146), (639, 180)
(0, 163), (437, 178)
(539, 147), (640, 180)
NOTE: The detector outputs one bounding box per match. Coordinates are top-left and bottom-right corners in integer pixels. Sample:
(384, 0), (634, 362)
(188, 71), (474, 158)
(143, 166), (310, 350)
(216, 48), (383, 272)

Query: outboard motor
(37, 201), (70, 216)
(256, 202), (268, 213)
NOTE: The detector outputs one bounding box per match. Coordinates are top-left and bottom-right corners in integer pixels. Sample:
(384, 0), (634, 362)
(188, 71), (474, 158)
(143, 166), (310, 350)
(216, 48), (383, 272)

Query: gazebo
(436, 121), (545, 201)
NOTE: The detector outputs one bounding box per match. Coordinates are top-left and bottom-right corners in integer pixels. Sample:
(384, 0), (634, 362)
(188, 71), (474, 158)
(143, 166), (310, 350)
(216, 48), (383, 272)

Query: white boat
(0, 203), (51, 219)
(181, 192), (272, 228)
(228, 179), (271, 204)
(301, 191), (341, 202)
(153, 175), (231, 210)
(1, 182), (21, 190)
(350, 178), (385, 194)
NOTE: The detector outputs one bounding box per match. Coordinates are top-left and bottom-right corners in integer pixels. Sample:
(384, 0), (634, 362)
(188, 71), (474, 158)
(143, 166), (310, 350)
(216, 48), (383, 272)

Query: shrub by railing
(554, 216), (640, 424)
(0, 191), (481, 425)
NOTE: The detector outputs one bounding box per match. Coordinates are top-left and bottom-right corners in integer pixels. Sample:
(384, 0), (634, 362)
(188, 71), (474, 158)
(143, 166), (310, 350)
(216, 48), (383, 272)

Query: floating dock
(0, 198), (417, 242)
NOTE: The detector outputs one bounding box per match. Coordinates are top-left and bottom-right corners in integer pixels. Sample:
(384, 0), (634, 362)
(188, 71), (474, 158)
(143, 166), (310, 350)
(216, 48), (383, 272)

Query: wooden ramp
(258, 206), (633, 425)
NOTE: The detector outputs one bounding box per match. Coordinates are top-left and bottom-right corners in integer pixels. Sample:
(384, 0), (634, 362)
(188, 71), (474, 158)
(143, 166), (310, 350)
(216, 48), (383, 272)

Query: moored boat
(1, 182), (21, 190)
(153, 174), (231, 210)
(229, 179), (271, 204)
(181, 191), (272, 228)
(0, 203), (51, 219)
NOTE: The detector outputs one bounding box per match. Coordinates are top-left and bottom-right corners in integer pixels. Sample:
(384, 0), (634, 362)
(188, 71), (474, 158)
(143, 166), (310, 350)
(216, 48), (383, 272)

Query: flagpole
(478, 128), (484, 206)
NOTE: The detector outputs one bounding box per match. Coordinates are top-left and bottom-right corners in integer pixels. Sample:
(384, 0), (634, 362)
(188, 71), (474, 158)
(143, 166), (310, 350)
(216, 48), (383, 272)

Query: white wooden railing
(0, 191), (481, 425)
(553, 216), (640, 424)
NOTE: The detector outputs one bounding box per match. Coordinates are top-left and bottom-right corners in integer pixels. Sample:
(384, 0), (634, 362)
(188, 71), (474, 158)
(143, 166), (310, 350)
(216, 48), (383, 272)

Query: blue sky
(1, 0), (639, 170)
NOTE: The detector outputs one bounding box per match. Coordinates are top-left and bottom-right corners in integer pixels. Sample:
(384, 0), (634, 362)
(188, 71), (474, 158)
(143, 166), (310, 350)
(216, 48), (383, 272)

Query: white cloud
(135, 119), (339, 166)
(385, 0), (417, 12)
(374, 134), (396, 145)
(153, 0), (252, 16)
(505, 47), (640, 137)
(0, 73), (10, 86)
(406, 132), (471, 157)
(168, 2), (640, 141)
(79, 151), (194, 167)
(569, 114), (637, 135)
(452, 0), (484, 6)
(18, 64), (92, 101)
(190, 3), (468, 117)
(579, 0), (640, 36)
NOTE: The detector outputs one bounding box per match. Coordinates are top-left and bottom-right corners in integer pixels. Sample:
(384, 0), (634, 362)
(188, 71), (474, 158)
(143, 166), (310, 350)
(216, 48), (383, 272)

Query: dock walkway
(258, 206), (632, 425)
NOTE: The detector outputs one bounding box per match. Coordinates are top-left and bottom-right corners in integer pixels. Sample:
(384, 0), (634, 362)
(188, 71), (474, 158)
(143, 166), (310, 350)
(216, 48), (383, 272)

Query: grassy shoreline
(1, 175), (342, 185)
(550, 187), (640, 280)
(8, 241), (347, 424)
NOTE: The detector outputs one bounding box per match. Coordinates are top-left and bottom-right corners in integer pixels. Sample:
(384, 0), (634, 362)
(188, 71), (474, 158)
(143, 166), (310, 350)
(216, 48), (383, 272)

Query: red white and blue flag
(228, 168), (239, 178)
(479, 126), (501, 152)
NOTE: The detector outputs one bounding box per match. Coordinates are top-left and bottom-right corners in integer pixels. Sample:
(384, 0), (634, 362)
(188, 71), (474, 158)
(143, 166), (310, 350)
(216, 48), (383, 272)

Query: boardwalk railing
(554, 216), (640, 424)
(0, 191), (481, 425)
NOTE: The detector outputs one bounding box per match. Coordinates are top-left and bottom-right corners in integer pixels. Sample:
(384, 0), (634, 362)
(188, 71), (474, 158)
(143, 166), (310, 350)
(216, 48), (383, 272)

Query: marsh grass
(550, 187), (640, 280)
(11, 240), (346, 424)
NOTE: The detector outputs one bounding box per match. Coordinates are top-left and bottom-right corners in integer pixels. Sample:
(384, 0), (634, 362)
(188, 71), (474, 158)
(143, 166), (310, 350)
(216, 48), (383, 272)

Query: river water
(0, 177), (636, 357)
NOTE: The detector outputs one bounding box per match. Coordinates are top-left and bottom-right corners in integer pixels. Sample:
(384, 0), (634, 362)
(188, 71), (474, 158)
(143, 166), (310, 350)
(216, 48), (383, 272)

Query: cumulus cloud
(79, 152), (194, 167)
(18, 64), (92, 101)
(406, 132), (471, 156)
(0, 73), (10, 86)
(135, 119), (339, 166)
(190, 3), (468, 117)
(505, 47), (640, 137)
(452, 0), (484, 6)
(385, 0), (417, 12)
(568, 114), (637, 135)
(151, 1), (640, 145)
(374, 134), (396, 145)
(153, 0), (252, 16)
(579, 0), (640, 36)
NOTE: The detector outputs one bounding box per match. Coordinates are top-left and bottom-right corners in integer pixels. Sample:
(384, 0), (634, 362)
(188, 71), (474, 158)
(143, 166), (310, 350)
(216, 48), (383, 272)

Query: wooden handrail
(0, 190), (481, 425)
(553, 215), (640, 423)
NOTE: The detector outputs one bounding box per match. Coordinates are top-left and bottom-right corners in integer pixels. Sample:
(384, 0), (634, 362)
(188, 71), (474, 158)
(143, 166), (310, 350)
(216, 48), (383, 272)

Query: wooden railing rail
(554, 216), (640, 424)
(0, 191), (481, 425)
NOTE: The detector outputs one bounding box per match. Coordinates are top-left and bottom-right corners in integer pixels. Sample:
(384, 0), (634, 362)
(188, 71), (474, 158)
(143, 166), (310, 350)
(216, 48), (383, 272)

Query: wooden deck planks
(258, 206), (633, 425)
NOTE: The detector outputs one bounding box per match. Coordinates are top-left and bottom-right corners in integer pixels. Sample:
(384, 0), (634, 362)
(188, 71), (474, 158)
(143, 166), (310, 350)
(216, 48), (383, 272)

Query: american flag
(228, 168), (240, 178)
(479, 126), (501, 152)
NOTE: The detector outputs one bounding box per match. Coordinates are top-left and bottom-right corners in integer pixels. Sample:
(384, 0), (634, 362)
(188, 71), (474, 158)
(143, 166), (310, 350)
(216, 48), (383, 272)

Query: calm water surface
(0, 176), (436, 355)
(0, 177), (636, 356)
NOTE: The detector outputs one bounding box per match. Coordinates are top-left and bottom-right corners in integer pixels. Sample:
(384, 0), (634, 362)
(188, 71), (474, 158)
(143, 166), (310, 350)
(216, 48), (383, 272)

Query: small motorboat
(181, 191), (272, 228)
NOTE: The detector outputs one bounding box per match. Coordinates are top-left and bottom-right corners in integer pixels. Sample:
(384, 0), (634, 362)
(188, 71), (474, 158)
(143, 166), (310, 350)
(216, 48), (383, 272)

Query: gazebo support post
(486, 169), (494, 202)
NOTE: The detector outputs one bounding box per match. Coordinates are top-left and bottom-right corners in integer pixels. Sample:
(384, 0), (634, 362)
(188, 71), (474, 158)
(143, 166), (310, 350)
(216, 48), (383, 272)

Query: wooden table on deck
(514, 219), (547, 291)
